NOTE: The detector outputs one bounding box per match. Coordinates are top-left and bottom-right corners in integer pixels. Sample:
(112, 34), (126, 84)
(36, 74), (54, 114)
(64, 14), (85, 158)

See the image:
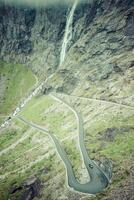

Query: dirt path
(56, 93), (134, 109)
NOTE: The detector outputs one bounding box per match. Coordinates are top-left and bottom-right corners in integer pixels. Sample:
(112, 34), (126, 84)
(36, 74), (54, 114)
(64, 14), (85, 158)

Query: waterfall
(59, 0), (78, 67)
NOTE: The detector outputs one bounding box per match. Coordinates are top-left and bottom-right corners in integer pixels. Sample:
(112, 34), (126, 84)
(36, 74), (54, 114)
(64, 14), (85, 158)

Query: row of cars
(0, 82), (44, 129)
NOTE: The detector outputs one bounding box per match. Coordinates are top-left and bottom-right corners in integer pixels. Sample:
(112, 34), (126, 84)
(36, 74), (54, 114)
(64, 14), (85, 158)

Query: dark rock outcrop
(124, 11), (134, 36)
(99, 127), (134, 142)
(9, 177), (41, 200)
(10, 185), (23, 194)
(21, 177), (41, 200)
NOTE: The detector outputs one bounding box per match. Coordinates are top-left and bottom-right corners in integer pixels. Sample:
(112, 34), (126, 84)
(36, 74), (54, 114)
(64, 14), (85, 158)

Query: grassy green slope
(0, 61), (37, 116)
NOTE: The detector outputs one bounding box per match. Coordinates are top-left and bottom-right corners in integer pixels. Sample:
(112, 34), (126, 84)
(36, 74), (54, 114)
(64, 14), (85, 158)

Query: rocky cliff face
(0, 0), (134, 78)
(0, 3), (67, 76)
(45, 0), (134, 105)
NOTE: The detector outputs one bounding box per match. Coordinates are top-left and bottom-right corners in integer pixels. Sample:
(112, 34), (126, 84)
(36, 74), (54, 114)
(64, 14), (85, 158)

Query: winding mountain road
(17, 94), (112, 195)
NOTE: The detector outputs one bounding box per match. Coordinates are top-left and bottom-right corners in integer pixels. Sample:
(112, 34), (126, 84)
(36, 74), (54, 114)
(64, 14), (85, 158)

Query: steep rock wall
(0, 3), (67, 76)
(51, 0), (134, 100)
(0, 0), (134, 79)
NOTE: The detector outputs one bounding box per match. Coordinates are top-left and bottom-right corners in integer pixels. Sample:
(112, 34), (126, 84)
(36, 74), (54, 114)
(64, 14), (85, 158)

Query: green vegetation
(0, 92), (133, 200)
(21, 95), (76, 138)
(0, 129), (22, 151)
(20, 95), (54, 124)
(101, 131), (134, 159)
(0, 117), (5, 124)
(0, 94), (81, 200)
(0, 61), (37, 115)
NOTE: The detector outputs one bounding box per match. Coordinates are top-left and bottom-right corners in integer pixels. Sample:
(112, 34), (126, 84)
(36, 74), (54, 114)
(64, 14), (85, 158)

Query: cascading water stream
(59, 0), (78, 67)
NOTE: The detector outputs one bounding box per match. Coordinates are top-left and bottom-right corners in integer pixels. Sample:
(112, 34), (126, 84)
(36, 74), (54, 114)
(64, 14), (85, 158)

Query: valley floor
(0, 91), (134, 200)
